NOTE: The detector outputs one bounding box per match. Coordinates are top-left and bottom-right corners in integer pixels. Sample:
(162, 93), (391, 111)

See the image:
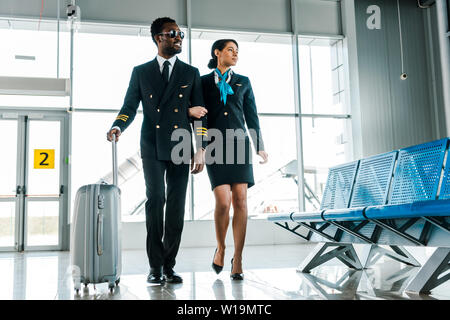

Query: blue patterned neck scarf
(215, 68), (234, 105)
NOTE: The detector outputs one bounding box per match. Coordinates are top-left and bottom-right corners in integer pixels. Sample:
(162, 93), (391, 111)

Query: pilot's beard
(163, 46), (182, 56)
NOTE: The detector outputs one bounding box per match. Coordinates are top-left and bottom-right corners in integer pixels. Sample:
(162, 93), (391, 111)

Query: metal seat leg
(297, 242), (363, 273)
(406, 247), (450, 294)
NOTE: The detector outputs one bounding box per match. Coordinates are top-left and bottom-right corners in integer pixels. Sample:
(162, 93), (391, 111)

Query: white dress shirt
(156, 54), (178, 80)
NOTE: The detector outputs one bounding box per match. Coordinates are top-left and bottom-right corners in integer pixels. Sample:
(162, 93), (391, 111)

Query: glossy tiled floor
(0, 244), (448, 300)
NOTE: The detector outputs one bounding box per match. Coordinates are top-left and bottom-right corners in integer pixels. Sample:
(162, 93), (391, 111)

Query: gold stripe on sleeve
(116, 116), (128, 122)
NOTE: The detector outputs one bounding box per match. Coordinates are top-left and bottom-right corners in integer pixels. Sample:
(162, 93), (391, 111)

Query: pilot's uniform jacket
(111, 58), (208, 160)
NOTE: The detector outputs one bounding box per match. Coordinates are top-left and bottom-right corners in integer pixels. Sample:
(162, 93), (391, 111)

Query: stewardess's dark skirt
(206, 137), (255, 190)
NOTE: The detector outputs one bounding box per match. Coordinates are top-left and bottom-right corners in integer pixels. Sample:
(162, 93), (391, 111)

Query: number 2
(39, 152), (49, 166)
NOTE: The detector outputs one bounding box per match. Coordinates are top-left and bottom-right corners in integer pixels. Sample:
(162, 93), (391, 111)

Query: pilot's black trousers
(142, 157), (190, 271)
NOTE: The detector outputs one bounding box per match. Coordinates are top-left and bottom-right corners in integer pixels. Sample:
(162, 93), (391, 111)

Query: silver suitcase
(70, 135), (122, 294)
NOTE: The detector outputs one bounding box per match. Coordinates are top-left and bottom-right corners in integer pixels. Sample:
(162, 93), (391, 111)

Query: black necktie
(162, 60), (170, 84)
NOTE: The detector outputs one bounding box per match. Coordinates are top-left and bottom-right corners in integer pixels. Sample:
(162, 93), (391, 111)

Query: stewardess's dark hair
(151, 17), (176, 45)
(208, 39), (239, 69)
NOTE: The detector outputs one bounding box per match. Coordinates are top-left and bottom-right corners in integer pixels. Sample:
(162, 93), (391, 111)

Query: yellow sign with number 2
(34, 149), (55, 169)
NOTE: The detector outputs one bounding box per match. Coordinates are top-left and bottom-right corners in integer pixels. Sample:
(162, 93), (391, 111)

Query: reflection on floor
(0, 244), (448, 300)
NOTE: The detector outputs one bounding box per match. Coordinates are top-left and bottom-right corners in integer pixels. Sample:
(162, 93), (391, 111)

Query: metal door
(0, 110), (69, 251)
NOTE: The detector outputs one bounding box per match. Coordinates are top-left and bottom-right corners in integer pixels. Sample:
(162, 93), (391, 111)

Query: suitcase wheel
(109, 285), (115, 294)
(74, 281), (81, 295)
(115, 278), (120, 285)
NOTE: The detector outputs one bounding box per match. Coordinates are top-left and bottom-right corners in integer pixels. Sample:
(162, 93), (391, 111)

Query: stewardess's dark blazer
(201, 71), (264, 152)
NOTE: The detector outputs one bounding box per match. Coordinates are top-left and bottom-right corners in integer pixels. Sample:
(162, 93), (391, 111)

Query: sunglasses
(158, 30), (185, 39)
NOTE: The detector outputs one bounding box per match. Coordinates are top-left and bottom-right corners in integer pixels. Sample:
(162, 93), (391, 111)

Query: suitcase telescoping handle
(112, 133), (118, 186)
(96, 133), (117, 255)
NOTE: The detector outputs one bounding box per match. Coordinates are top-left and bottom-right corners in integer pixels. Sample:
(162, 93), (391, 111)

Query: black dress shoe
(163, 269), (183, 284)
(147, 273), (164, 284)
(147, 267), (164, 284)
(212, 248), (224, 274)
(230, 258), (244, 281)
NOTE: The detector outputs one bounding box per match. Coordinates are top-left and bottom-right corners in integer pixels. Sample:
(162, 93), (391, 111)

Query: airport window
(298, 37), (352, 210)
(191, 30), (295, 114)
(298, 38), (348, 115)
(72, 25), (187, 109)
(250, 116), (299, 215)
(302, 117), (352, 211)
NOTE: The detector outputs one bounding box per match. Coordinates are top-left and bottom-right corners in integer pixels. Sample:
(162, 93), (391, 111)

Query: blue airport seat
(323, 151), (397, 221)
(361, 138), (449, 223)
(350, 151), (397, 207)
(275, 160), (359, 224)
(389, 138), (447, 205)
(320, 160), (359, 210)
(267, 138), (450, 293)
(267, 137), (450, 246)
